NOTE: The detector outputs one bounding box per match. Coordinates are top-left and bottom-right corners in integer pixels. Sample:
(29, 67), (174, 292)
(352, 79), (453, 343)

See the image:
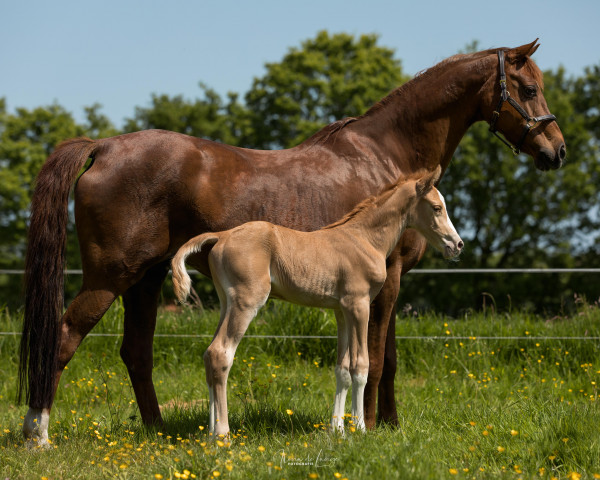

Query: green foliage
(243, 31), (408, 148)
(123, 83), (246, 145)
(574, 63), (600, 141)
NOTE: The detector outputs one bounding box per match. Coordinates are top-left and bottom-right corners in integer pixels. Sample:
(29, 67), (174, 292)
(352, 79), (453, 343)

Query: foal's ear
(507, 39), (540, 63)
(415, 166), (442, 197)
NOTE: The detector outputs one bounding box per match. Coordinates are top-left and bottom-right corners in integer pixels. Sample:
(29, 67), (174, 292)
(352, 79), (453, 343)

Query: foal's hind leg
(120, 262), (169, 426)
(23, 281), (118, 446)
(205, 277), (270, 437)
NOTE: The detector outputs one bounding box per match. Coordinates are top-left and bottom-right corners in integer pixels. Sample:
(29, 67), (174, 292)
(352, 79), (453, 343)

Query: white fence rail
(2, 268), (598, 340)
(2, 268), (600, 275)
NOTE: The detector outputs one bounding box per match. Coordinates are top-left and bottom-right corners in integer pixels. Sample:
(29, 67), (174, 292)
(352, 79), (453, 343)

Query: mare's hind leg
(120, 262), (169, 426)
(377, 306), (400, 424)
(23, 281), (119, 446)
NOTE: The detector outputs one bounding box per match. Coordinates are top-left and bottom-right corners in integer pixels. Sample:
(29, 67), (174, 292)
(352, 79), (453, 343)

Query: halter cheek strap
(488, 50), (556, 155)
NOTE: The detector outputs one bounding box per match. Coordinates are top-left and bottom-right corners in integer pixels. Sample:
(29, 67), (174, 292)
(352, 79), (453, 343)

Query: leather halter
(488, 50), (556, 155)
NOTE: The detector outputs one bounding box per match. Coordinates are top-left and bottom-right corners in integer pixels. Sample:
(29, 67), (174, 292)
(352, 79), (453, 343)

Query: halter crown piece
(488, 50), (556, 155)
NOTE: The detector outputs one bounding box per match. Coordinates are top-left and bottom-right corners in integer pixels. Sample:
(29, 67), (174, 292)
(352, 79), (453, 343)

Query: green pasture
(1, 299), (600, 479)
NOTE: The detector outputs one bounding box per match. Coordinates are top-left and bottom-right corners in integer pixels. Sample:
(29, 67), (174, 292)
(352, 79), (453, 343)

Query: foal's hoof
(25, 437), (52, 450)
(208, 432), (231, 444)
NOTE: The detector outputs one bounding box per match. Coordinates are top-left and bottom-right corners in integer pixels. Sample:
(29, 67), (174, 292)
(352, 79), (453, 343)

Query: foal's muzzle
(444, 240), (463, 259)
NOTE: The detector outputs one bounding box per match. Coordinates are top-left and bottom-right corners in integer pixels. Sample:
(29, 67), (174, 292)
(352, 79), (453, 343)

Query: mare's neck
(351, 55), (492, 174)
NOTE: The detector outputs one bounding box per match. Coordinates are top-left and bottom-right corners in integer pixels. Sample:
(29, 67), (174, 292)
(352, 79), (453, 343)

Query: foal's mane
(305, 46), (544, 146)
(321, 177), (417, 230)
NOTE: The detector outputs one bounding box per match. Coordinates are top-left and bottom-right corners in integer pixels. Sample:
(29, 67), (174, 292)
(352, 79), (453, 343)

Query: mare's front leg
(366, 231), (427, 428)
(364, 252), (402, 429)
(342, 297), (371, 431)
(120, 262), (170, 426)
(331, 310), (351, 433)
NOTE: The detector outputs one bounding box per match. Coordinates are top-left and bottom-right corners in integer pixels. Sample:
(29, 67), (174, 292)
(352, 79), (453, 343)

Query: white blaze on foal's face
(412, 187), (463, 259)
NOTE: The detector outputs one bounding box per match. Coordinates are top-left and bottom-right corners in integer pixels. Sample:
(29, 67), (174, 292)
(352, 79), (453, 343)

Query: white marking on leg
(23, 408), (50, 448)
(332, 365), (351, 433)
(208, 385), (216, 435)
(351, 373), (368, 431)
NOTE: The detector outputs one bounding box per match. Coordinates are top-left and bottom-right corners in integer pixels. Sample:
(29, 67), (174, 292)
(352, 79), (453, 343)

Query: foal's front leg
(332, 310), (351, 433)
(343, 297), (371, 431)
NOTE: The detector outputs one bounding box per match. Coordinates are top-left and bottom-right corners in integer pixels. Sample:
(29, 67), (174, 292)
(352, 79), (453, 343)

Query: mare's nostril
(559, 143), (566, 161)
(457, 240), (464, 250)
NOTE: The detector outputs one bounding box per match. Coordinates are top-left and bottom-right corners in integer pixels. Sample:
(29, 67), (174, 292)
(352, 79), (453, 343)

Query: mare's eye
(433, 205), (442, 213)
(524, 85), (537, 98)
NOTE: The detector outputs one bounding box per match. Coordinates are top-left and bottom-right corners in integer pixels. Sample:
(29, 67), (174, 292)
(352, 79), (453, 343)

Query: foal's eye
(524, 85), (537, 98)
(433, 205), (442, 213)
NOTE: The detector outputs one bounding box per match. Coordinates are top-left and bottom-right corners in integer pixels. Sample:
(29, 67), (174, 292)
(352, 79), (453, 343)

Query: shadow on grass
(151, 401), (326, 438)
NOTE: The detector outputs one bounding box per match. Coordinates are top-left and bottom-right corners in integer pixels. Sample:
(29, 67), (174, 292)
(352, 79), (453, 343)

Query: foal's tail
(172, 234), (220, 304)
(18, 137), (99, 407)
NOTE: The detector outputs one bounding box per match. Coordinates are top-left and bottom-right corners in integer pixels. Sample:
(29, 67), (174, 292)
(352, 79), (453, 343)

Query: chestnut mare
(171, 169), (462, 437)
(20, 40), (565, 445)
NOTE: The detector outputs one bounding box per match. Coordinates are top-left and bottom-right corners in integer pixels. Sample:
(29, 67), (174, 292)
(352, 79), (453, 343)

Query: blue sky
(2, 0), (598, 127)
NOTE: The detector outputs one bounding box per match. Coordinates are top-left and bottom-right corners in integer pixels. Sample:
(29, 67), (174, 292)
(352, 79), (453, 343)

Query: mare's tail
(18, 137), (99, 407)
(172, 234), (220, 304)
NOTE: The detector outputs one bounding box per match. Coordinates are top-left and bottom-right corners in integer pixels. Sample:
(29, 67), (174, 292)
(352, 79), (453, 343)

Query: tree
(574, 63), (600, 143)
(243, 31), (408, 149)
(123, 84), (244, 145)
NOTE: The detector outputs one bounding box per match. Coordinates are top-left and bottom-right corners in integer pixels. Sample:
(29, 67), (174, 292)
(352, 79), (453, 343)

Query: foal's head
(408, 172), (463, 259)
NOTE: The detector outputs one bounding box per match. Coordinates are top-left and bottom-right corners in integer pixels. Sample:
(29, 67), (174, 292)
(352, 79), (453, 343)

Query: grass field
(1, 298), (600, 479)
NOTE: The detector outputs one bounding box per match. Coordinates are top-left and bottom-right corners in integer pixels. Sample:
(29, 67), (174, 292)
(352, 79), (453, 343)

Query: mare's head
(408, 170), (463, 259)
(479, 39), (566, 170)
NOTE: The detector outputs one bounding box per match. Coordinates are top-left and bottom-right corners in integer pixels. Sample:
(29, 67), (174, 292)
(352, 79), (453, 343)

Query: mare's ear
(507, 39), (540, 63)
(415, 166), (442, 197)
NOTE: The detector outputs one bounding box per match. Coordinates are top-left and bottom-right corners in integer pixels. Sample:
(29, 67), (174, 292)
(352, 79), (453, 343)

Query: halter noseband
(488, 50), (556, 155)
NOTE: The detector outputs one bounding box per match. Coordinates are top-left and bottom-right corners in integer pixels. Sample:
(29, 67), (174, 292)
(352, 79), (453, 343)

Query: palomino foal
(171, 169), (462, 436)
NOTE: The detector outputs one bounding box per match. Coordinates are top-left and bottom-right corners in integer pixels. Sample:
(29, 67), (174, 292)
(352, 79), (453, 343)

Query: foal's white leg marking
(332, 310), (351, 432)
(351, 373), (368, 431)
(23, 408), (50, 448)
(343, 298), (370, 432)
(208, 385), (216, 435)
(332, 365), (351, 432)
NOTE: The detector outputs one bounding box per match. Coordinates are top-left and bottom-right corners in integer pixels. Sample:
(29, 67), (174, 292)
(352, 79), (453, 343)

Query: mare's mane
(305, 46), (544, 147)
